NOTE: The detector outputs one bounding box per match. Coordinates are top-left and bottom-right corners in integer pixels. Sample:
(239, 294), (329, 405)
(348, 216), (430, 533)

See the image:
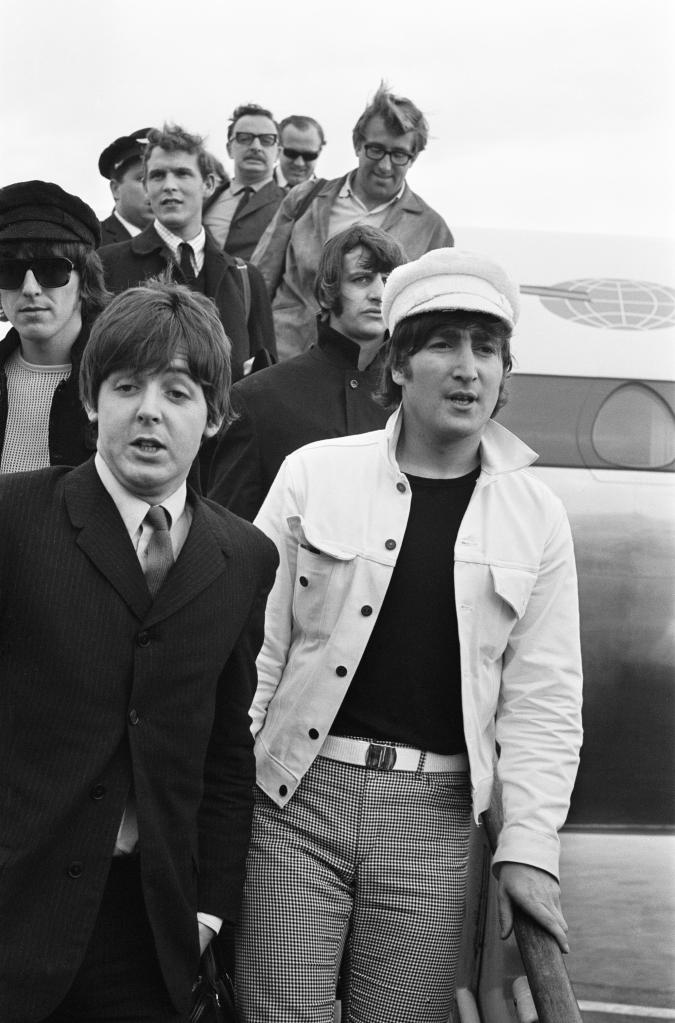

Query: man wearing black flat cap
(98, 128), (154, 245)
(0, 179), (109, 473)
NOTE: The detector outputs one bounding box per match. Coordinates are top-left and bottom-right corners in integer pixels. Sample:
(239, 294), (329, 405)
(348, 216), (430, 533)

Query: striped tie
(143, 506), (174, 596)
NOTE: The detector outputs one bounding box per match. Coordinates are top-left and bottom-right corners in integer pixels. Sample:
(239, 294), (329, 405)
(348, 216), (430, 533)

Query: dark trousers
(42, 857), (186, 1023)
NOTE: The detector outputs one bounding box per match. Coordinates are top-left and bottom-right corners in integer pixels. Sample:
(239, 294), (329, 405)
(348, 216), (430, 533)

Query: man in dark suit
(0, 280), (278, 1022)
(202, 104), (285, 260)
(98, 124), (276, 381)
(208, 224), (405, 520)
(98, 128), (154, 245)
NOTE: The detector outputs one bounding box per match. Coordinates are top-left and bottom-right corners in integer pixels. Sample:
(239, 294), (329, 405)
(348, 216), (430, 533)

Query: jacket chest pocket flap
(489, 564), (537, 620)
(289, 517), (358, 637)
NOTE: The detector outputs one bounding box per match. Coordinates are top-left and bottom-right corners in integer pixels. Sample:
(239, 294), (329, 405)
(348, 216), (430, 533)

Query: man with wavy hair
(252, 83), (453, 360)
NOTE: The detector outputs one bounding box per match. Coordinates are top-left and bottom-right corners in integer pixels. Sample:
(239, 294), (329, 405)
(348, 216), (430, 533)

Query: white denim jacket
(252, 409), (583, 879)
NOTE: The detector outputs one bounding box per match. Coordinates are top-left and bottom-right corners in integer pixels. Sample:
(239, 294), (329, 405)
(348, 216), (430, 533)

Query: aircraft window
(591, 384), (675, 468)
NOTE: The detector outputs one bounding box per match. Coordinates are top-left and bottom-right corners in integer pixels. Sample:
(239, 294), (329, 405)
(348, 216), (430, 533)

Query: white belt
(319, 735), (468, 773)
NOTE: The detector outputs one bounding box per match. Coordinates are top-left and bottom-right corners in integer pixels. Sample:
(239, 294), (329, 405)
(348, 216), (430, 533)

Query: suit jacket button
(136, 631), (150, 647)
(90, 784), (106, 800)
(349, 379), (359, 390)
(128, 709), (140, 725)
(67, 861), (83, 878)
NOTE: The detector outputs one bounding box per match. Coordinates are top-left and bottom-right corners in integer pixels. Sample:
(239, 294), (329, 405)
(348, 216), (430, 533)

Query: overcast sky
(1, 0), (673, 239)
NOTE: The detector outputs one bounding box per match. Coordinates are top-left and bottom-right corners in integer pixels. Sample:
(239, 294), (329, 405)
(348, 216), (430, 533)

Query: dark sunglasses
(0, 256), (75, 290)
(282, 147), (320, 163)
(232, 132), (278, 147)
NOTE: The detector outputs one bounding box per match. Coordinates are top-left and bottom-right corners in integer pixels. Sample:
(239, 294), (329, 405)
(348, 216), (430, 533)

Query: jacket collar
(64, 459), (232, 624)
(0, 323), (89, 369)
(382, 406), (538, 478)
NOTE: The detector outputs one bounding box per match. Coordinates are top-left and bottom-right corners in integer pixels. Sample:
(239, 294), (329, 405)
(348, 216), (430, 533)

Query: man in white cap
(235, 248), (583, 1022)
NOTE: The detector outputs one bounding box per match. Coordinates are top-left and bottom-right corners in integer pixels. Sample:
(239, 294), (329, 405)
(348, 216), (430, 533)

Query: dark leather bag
(189, 944), (237, 1023)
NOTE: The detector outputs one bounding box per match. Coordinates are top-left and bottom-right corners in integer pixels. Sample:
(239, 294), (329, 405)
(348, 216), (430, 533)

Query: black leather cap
(0, 180), (100, 247)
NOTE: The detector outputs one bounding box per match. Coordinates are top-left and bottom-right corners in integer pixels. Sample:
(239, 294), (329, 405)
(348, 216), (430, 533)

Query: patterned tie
(144, 506), (174, 596)
(178, 242), (195, 285)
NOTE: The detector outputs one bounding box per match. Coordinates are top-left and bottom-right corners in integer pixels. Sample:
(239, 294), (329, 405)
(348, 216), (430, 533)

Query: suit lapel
(233, 181), (280, 223)
(65, 461), (152, 621)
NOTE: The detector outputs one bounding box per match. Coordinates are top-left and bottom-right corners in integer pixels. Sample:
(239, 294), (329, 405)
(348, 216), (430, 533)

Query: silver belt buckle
(365, 743), (397, 771)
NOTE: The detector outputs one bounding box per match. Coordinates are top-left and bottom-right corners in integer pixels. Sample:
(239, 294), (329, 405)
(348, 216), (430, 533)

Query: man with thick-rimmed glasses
(203, 104), (285, 261)
(251, 83), (454, 360)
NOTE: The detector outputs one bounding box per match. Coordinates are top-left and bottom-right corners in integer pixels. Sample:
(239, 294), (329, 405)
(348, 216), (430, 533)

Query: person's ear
(85, 403), (98, 423)
(203, 417), (222, 440)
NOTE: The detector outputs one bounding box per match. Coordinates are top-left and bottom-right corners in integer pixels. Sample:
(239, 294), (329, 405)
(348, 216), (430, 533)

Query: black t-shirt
(330, 467), (479, 753)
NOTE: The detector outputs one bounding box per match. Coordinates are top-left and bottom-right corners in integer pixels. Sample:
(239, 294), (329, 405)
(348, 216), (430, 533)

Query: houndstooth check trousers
(235, 753), (472, 1023)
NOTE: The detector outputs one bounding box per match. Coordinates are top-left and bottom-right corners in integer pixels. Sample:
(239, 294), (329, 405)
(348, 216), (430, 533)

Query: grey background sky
(1, 0), (672, 238)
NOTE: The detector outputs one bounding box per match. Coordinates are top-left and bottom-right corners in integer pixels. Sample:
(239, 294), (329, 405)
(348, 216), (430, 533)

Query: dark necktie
(179, 242), (195, 285)
(233, 186), (254, 219)
(143, 506), (174, 596)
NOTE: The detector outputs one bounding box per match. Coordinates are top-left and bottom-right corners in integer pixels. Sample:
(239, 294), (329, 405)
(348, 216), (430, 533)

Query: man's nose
(248, 136), (263, 151)
(368, 274), (386, 300)
(21, 269), (41, 295)
(136, 385), (162, 419)
(376, 151), (393, 171)
(453, 345), (478, 379)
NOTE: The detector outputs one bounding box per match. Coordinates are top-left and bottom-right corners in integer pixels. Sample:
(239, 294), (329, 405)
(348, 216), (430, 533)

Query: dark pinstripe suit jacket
(0, 459), (278, 1021)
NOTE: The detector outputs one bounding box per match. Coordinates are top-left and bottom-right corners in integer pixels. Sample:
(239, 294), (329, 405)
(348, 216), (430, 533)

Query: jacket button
(90, 784), (106, 800)
(279, 785), (287, 797)
(128, 709), (140, 725)
(385, 539), (396, 551)
(67, 861), (83, 879)
(336, 665), (347, 677)
(396, 482), (406, 493)
(349, 379), (359, 389)
(136, 631), (150, 647)
(361, 605), (373, 616)
(299, 576), (308, 587)
(308, 728), (319, 739)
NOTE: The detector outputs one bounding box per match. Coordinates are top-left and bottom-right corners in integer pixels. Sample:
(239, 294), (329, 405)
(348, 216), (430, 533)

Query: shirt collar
(153, 219), (206, 259)
(95, 452), (187, 538)
(230, 177), (271, 195)
(114, 210), (143, 237)
(339, 170), (405, 210)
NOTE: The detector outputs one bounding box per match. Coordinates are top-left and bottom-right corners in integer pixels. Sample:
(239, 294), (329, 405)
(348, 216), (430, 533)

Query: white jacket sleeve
(492, 503), (583, 880)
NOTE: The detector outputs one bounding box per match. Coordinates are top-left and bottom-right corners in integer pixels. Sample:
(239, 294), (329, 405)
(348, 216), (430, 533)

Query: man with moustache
(99, 123), (276, 381)
(203, 104), (285, 260)
(98, 129), (154, 245)
(251, 83), (453, 360)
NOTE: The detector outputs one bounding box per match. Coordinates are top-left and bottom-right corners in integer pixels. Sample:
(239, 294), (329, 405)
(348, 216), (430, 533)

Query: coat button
(385, 539), (396, 551)
(349, 379), (359, 389)
(90, 784), (106, 800)
(308, 728), (319, 739)
(136, 631), (150, 647)
(67, 861), (83, 879)
(336, 665), (347, 677)
(279, 785), (288, 797)
(128, 709), (140, 725)
(396, 482), (406, 493)
(361, 605), (373, 616)
(299, 576), (308, 587)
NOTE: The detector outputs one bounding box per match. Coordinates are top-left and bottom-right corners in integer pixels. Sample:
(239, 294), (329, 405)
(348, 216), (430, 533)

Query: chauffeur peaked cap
(382, 247), (520, 333)
(0, 180), (100, 247)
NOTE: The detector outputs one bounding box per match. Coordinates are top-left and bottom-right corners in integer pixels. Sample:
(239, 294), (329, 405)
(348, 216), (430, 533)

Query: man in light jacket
(251, 83), (453, 360)
(235, 248), (583, 1023)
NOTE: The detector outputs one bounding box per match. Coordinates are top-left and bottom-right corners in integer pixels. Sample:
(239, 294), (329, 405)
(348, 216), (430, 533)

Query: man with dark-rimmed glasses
(251, 82), (454, 360)
(0, 180), (109, 473)
(203, 103), (285, 260)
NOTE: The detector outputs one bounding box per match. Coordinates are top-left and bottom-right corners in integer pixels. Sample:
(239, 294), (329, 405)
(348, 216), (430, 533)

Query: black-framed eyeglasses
(0, 257), (74, 290)
(363, 143), (414, 166)
(282, 147), (320, 163)
(232, 132), (278, 147)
